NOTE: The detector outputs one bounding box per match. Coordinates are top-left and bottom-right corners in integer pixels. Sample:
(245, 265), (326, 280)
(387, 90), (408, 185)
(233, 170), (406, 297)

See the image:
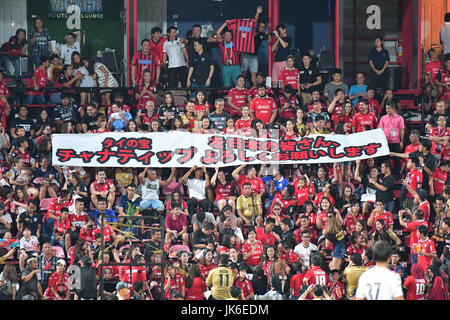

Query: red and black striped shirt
(227, 19), (256, 54)
(131, 51), (161, 85)
(218, 39), (240, 66)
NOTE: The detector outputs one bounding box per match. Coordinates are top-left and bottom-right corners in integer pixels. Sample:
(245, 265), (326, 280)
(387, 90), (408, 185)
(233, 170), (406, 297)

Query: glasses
(273, 208), (281, 210)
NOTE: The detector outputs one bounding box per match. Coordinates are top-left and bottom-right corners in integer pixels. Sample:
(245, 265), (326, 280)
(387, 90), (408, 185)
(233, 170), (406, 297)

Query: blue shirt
(109, 111), (132, 131)
(89, 209), (117, 226)
(349, 84), (368, 106)
(262, 176), (289, 200)
(118, 194), (141, 212)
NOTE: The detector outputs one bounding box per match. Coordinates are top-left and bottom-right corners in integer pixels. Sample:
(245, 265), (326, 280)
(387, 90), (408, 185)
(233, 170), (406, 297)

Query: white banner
(51, 129), (390, 168)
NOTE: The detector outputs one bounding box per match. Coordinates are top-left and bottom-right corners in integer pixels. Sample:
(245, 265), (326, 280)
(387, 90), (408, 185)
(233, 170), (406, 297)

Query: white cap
(56, 259), (66, 266)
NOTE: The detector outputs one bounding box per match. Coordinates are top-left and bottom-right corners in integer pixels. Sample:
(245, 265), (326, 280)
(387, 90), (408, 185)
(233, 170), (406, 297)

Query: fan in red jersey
(249, 85), (278, 125)
(234, 264), (254, 300)
(226, 75), (250, 117)
(241, 228), (264, 270)
(403, 263), (427, 300)
(279, 55), (300, 92)
(351, 98), (377, 133)
(249, 72), (275, 99)
(303, 254), (329, 299)
(235, 106), (253, 136)
(45, 259), (70, 300)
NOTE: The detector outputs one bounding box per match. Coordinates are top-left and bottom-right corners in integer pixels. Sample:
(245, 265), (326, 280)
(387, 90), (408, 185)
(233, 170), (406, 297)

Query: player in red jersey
(249, 85), (278, 125)
(403, 263), (427, 300)
(226, 75), (250, 117)
(352, 98), (377, 133)
(425, 48), (444, 110)
(234, 264), (254, 300)
(279, 55), (300, 92)
(90, 169), (116, 210)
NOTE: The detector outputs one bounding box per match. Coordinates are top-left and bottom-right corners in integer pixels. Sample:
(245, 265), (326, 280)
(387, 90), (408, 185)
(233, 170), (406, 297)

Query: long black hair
(185, 263), (201, 288)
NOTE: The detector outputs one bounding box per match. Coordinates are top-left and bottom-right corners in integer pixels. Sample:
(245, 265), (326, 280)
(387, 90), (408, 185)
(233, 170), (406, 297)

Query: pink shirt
(379, 113), (404, 143)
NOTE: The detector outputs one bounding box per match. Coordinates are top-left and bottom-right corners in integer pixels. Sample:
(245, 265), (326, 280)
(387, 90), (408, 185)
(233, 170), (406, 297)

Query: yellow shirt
(206, 266), (235, 300)
(115, 168), (134, 188)
(310, 128), (331, 134)
(343, 266), (368, 298)
(237, 194), (262, 219)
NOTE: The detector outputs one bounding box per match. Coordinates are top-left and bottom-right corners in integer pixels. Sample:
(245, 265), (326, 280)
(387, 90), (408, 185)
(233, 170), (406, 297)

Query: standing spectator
(238, 5), (263, 87)
(29, 17), (52, 69)
(186, 24), (214, 58)
(348, 72), (368, 106)
(343, 253), (368, 299)
(25, 56), (49, 106)
(298, 53), (322, 104)
(180, 166), (211, 215)
(425, 49), (444, 111)
(356, 241), (404, 300)
(416, 225), (437, 272)
(249, 85), (277, 126)
(187, 39), (214, 93)
(94, 59), (118, 107)
(71, 51), (94, 107)
(209, 98), (231, 132)
(279, 55), (300, 93)
(403, 263), (426, 300)
(440, 13), (450, 60)
(139, 167), (176, 213)
(368, 36), (390, 91)
(378, 101), (405, 175)
(0, 28), (28, 76)
(163, 26), (189, 88)
(214, 22), (242, 88)
(131, 39), (161, 87)
(149, 27), (166, 63)
(271, 24), (292, 88)
(324, 68), (349, 104)
(185, 264), (206, 300)
(59, 31), (81, 65)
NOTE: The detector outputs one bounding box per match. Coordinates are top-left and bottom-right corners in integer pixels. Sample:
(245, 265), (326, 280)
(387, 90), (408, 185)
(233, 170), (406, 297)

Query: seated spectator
(90, 169), (115, 210)
(19, 226), (40, 271)
(165, 204), (189, 248)
(54, 92), (82, 132)
(45, 259), (70, 300)
(108, 103), (131, 132)
(209, 98), (230, 132)
(158, 92), (180, 131)
(236, 182), (263, 228)
(250, 85), (278, 126)
(226, 75), (250, 118)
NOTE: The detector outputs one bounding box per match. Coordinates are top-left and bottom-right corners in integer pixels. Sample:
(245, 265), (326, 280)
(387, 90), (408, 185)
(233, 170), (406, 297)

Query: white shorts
(241, 53), (258, 73)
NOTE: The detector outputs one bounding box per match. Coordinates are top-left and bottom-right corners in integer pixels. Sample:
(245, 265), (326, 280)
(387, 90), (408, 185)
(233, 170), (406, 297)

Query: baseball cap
(116, 282), (131, 291)
(56, 259), (66, 266)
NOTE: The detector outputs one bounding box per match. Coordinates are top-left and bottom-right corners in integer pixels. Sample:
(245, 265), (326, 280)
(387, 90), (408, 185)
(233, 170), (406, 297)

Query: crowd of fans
(0, 6), (449, 301)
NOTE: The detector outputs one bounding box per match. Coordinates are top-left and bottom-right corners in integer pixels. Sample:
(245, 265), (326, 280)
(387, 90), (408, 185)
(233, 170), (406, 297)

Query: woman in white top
(94, 60), (119, 107)
(71, 51), (94, 107)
